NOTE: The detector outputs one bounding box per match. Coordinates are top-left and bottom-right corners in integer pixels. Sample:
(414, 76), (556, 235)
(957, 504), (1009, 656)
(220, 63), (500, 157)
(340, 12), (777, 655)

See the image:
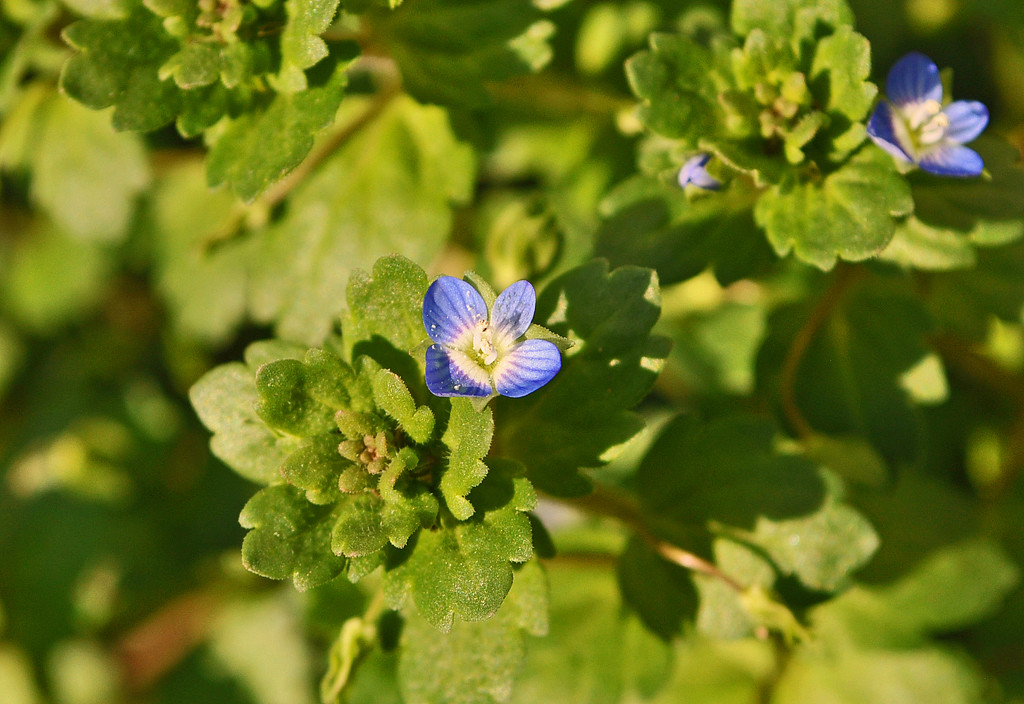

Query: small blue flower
(867, 52), (989, 177)
(422, 276), (562, 399)
(678, 153), (722, 190)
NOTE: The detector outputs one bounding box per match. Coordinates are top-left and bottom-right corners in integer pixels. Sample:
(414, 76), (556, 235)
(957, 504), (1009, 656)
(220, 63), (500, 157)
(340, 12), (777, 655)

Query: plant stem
(204, 57), (402, 249)
(567, 485), (746, 594)
(779, 262), (862, 439)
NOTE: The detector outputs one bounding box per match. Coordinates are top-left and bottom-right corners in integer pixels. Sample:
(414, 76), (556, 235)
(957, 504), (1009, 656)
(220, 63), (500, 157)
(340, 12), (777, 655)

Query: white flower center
(903, 99), (948, 147)
(472, 321), (498, 366)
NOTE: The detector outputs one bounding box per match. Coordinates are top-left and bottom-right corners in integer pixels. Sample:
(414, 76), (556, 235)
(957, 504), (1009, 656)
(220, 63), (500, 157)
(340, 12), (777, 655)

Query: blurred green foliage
(2, 0), (1024, 702)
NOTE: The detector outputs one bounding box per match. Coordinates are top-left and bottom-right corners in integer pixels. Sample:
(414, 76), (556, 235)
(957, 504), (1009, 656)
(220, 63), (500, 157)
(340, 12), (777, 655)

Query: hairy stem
(779, 262), (862, 439)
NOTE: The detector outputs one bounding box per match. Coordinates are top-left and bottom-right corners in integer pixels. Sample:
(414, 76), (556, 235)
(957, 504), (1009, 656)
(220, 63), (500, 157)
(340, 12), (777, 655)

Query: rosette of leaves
(613, 0), (913, 272)
(191, 252), (669, 639)
(190, 256), (540, 637)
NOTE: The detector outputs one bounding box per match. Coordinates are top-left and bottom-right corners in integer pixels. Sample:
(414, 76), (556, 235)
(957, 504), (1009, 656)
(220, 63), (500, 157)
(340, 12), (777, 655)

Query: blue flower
(422, 276), (562, 398)
(678, 153), (722, 190)
(867, 52), (989, 177)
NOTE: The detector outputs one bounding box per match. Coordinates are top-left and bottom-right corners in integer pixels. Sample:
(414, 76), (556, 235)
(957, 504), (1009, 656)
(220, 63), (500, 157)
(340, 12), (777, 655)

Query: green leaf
(249, 97), (473, 344)
(0, 221), (112, 332)
(31, 96), (149, 243)
(911, 137), (1024, 233)
(809, 26), (874, 122)
(239, 484), (346, 590)
(149, 159), (248, 344)
(638, 415), (878, 591)
(731, 0), (853, 39)
(439, 399), (494, 520)
(60, 3), (182, 131)
(190, 361), (296, 485)
(398, 560), (547, 704)
(926, 238), (1024, 340)
(281, 435), (347, 504)
(332, 454), (439, 556)
(276, 0), (340, 91)
(596, 176), (770, 287)
(206, 59), (350, 202)
(341, 254), (432, 359)
(878, 216), (979, 271)
(498, 261), (669, 496)
(372, 369), (434, 444)
(872, 539), (1020, 634)
(511, 563), (674, 704)
(661, 301), (768, 397)
(625, 32), (717, 141)
(383, 466), (535, 631)
(758, 275), (935, 463)
(754, 148), (913, 270)
(618, 535), (698, 640)
(881, 137), (1024, 272)
(372, 0), (548, 107)
(254, 348), (353, 437)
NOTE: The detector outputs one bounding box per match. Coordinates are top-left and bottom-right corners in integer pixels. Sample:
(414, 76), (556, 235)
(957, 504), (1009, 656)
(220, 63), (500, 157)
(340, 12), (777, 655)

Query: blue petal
(490, 280), (536, 343)
(919, 144), (984, 177)
(678, 153), (721, 190)
(886, 52), (942, 106)
(493, 339), (561, 398)
(867, 102), (913, 163)
(422, 276), (487, 345)
(425, 345), (492, 397)
(942, 100), (988, 144)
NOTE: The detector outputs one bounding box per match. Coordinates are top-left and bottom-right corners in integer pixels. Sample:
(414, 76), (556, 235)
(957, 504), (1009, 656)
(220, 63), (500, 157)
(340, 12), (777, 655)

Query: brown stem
(779, 262), (862, 439)
(567, 485), (746, 594)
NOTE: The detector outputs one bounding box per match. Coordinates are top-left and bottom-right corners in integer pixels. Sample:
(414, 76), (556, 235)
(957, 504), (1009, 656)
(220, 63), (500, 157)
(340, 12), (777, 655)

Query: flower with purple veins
(422, 276), (562, 399)
(867, 52), (989, 177)
(678, 152), (722, 190)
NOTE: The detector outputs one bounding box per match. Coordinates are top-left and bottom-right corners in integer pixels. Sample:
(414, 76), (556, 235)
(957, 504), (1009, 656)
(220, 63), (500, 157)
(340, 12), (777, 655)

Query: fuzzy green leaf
(809, 26), (875, 124)
(60, 3), (182, 131)
(373, 0), (548, 108)
(239, 484), (346, 590)
(281, 435), (347, 504)
(754, 147), (913, 270)
(625, 32), (717, 141)
(498, 261), (669, 496)
(254, 348), (353, 437)
(731, 0), (853, 38)
(206, 59), (349, 202)
(440, 399), (494, 520)
(277, 0), (340, 91)
(398, 559), (547, 704)
(341, 254), (431, 358)
(250, 98), (472, 344)
(190, 361), (295, 485)
(383, 465), (535, 631)
(372, 369), (435, 444)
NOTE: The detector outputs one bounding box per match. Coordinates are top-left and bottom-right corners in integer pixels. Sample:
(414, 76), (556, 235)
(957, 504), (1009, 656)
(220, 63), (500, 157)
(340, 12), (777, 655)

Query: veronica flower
(422, 276), (562, 398)
(678, 152), (722, 190)
(867, 52), (989, 177)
